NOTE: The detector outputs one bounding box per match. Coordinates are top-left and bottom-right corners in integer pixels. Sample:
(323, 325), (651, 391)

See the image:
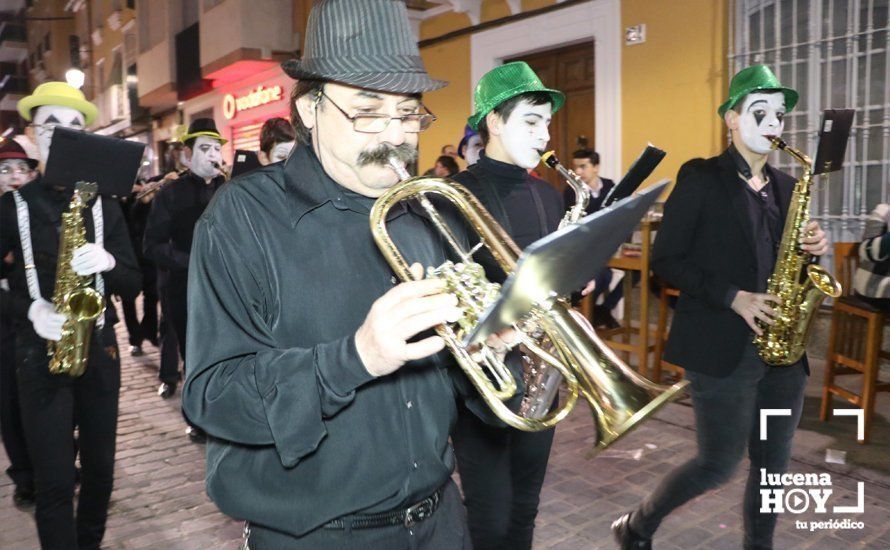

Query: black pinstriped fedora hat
(281, 0), (447, 93)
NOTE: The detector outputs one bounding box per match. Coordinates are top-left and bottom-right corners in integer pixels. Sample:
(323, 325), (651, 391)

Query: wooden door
(507, 42), (595, 192)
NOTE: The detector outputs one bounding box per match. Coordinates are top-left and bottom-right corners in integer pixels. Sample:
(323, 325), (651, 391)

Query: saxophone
(753, 137), (842, 366)
(518, 151), (592, 418)
(47, 181), (106, 377)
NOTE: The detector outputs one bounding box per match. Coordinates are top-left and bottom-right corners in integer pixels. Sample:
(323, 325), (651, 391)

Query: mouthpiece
(540, 150), (559, 169)
(766, 136), (786, 150)
(387, 153), (411, 180)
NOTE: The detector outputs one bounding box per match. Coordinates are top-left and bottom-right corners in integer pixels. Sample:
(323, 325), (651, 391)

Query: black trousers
(158, 278), (186, 384)
(246, 480), (471, 550)
(630, 344), (807, 550)
(452, 399), (555, 550)
(120, 265), (158, 347)
(0, 329), (32, 491)
(16, 332), (121, 550)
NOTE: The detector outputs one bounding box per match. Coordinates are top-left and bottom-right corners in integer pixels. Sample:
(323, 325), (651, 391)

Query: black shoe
(13, 485), (35, 508)
(612, 512), (651, 550)
(186, 425), (207, 444)
(130, 345), (144, 356)
(593, 307), (621, 330)
(158, 382), (176, 399)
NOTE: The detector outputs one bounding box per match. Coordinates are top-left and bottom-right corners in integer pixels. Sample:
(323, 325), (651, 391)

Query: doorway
(506, 41), (595, 192)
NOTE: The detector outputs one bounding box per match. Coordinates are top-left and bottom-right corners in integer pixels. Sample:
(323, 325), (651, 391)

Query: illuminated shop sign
(222, 85), (284, 119)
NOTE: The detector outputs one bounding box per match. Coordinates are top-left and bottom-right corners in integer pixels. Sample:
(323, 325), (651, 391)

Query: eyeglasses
(319, 91), (436, 134)
(0, 164), (32, 176)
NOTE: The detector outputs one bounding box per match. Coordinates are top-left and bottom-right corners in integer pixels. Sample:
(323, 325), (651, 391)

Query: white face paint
(270, 140), (295, 163)
(31, 105), (86, 165)
(737, 92), (786, 155)
(0, 160), (34, 193)
(188, 136), (223, 179)
(464, 134), (483, 166)
(498, 100), (551, 170)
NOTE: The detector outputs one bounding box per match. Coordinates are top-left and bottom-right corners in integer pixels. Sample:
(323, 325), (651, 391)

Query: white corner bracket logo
(759, 408), (792, 441)
(759, 408), (866, 531)
(760, 408), (865, 442)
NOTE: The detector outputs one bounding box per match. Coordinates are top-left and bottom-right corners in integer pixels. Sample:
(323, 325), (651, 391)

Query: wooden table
(600, 218), (660, 377)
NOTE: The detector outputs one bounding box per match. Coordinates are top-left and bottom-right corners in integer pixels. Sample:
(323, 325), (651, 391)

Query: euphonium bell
(371, 155), (688, 453)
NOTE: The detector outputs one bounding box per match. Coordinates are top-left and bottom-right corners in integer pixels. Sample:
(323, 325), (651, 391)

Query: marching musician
(0, 137), (39, 508)
(181, 1), (517, 547)
(143, 118), (226, 410)
(0, 82), (141, 549)
(448, 61), (567, 550)
(612, 65), (829, 550)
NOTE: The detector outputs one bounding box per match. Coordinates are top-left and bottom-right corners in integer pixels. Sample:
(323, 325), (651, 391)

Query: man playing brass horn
(612, 65), (829, 550)
(182, 1), (515, 548)
(0, 82), (141, 549)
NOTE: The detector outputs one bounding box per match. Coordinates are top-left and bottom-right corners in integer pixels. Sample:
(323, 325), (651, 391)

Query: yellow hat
(17, 82), (98, 126)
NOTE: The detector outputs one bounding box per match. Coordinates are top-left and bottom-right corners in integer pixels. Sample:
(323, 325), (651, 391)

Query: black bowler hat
(180, 118), (227, 145)
(281, 0), (446, 94)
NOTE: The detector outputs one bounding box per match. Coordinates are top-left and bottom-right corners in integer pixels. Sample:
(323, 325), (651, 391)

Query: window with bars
(731, 0), (889, 242)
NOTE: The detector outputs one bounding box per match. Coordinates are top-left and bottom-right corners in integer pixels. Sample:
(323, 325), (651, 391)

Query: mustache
(357, 144), (417, 167)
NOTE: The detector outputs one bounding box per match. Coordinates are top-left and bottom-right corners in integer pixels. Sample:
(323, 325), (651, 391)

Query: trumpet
(373, 154), (687, 452)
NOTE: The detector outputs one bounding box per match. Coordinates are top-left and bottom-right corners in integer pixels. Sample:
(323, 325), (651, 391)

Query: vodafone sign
(222, 85), (285, 119)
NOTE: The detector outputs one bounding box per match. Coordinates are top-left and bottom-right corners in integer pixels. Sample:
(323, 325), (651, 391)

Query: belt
(322, 488), (443, 530)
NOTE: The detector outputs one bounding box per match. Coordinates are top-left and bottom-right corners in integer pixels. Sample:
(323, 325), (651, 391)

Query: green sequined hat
(467, 61), (565, 131)
(718, 65), (798, 117)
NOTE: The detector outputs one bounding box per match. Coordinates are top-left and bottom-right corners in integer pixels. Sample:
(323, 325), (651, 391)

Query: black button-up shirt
(182, 145), (497, 537)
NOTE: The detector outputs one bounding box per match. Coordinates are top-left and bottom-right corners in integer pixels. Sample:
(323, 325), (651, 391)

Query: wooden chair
(652, 284), (684, 383)
(820, 242), (890, 443)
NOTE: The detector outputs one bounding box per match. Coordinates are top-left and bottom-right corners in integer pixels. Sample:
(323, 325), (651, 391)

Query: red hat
(0, 138), (38, 169)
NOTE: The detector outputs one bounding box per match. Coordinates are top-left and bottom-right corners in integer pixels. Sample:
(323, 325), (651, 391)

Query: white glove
(71, 243), (116, 276)
(28, 298), (66, 341)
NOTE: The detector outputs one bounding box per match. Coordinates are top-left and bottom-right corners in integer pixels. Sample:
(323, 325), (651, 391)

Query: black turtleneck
(452, 153), (563, 282)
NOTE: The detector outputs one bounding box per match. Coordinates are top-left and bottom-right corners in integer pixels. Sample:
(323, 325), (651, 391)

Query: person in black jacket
(565, 148), (622, 328)
(143, 118), (226, 403)
(1, 82), (141, 550)
(612, 65), (829, 550)
(118, 181), (160, 357)
(0, 137), (39, 508)
(450, 61), (585, 550)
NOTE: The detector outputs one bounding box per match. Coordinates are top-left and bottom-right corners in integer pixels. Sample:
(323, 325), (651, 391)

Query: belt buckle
(403, 499), (432, 528)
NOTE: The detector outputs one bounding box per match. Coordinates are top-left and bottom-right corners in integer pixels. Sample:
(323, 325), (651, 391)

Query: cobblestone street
(0, 305), (888, 549)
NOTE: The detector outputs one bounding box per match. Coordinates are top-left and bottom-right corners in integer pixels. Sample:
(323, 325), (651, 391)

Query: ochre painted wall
(418, 0), (730, 186)
(621, 0), (729, 189)
(418, 35), (473, 174)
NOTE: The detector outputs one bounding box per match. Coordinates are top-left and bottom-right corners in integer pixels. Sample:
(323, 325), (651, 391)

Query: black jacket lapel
(718, 150), (757, 260)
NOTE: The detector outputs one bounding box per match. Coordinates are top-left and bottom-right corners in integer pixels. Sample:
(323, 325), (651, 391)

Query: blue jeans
(630, 344), (807, 550)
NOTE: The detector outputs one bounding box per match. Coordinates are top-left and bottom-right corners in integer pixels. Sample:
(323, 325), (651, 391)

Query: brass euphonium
(371, 155), (688, 452)
(753, 137), (842, 365)
(48, 181), (106, 377)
